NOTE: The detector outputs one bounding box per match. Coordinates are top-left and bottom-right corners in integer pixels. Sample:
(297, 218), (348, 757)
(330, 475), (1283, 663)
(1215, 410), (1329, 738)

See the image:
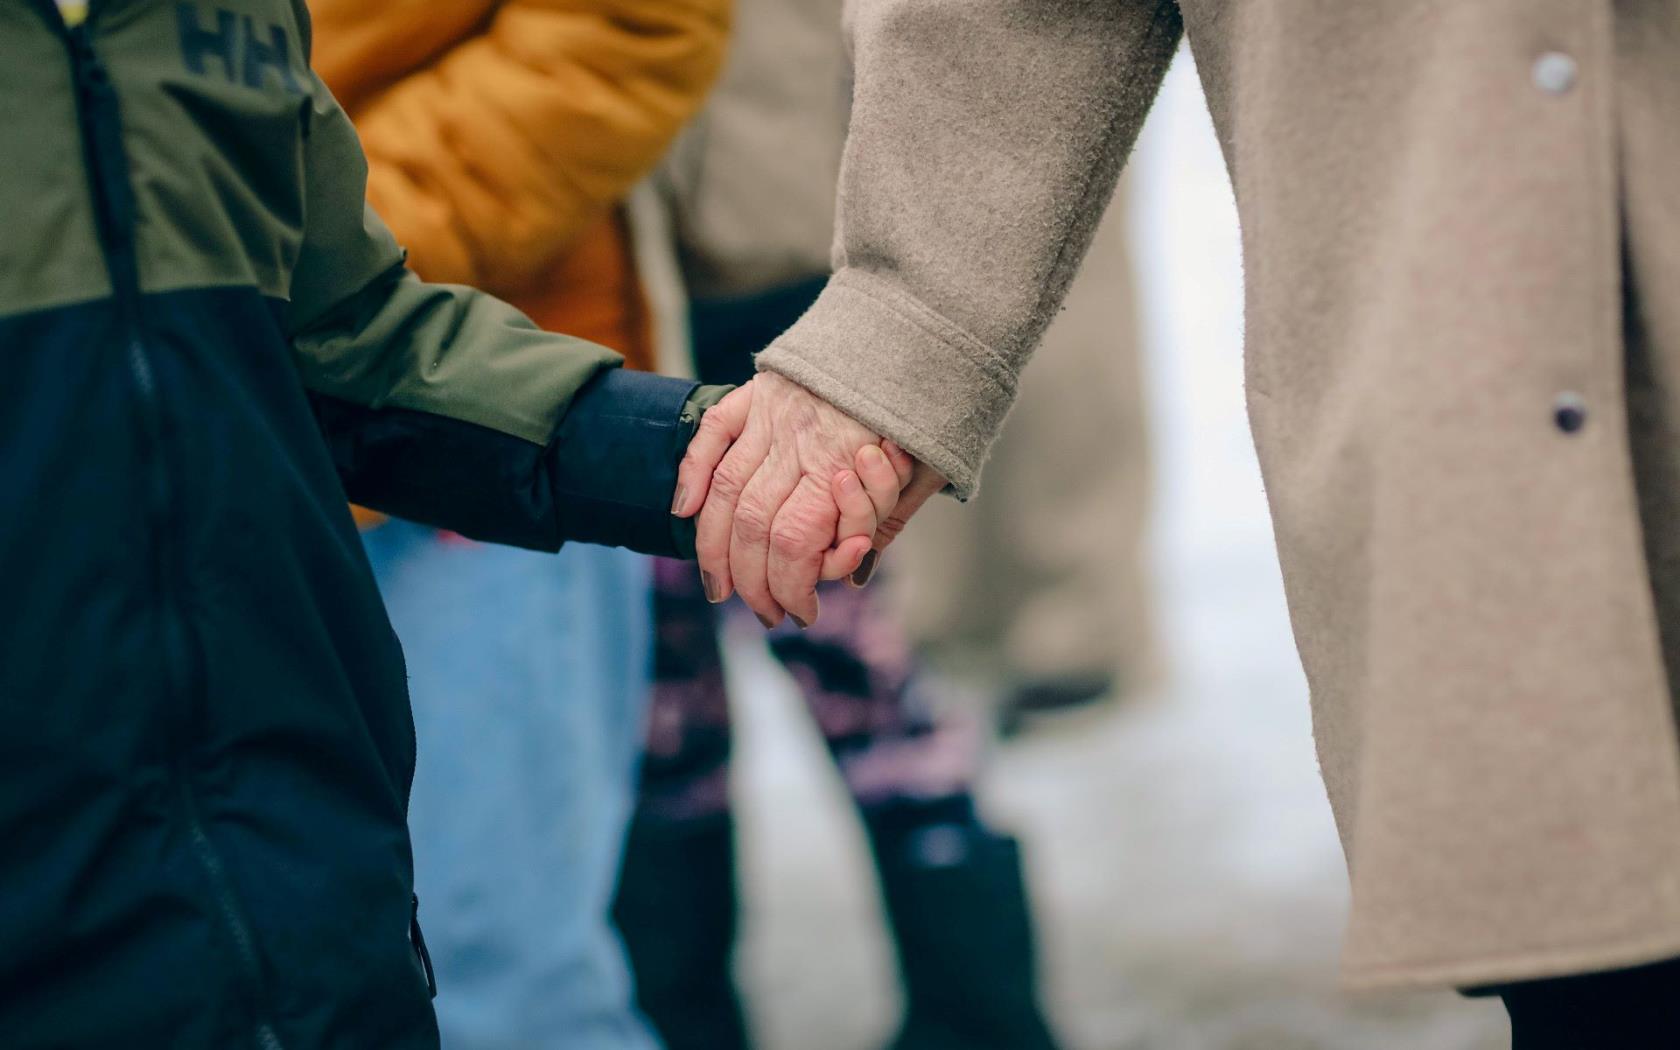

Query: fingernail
(850, 549), (880, 587)
(790, 613), (810, 630)
(670, 484), (688, 515)
(701, 571), (724, 603)
(756, 612), (778, 630)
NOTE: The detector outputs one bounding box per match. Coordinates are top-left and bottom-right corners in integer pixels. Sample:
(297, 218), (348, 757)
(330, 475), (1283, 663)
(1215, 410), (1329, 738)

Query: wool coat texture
(756, 0), (1680, 990)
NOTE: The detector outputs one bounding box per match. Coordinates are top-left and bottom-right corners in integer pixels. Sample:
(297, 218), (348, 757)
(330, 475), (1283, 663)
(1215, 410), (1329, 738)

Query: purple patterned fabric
(635, 558), (982, 823)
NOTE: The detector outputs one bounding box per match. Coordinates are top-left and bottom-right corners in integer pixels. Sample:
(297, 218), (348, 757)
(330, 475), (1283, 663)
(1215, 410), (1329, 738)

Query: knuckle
(786, 401), (819, 434)
(709, 461), (747, 501)
(769, 522), (816, 559)
(733, 501), (772, 543)
(697, 410), (729, 438)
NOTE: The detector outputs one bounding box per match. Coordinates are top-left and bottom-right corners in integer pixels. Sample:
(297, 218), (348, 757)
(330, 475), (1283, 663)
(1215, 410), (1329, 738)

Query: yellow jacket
(310, 0), (730, 368)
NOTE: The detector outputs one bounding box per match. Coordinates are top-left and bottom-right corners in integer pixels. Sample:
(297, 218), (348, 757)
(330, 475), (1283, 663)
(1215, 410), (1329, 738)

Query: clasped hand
(670, 372), (945, 629)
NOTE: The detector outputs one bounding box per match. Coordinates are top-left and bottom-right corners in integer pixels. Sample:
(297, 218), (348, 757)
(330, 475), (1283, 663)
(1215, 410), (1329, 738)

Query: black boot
(866, 807), (1062, 1050)
(612, 813), (751, 1050)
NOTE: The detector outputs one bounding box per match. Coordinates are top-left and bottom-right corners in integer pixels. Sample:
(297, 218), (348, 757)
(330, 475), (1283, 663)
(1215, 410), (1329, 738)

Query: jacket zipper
(39, 7), (287, 1048)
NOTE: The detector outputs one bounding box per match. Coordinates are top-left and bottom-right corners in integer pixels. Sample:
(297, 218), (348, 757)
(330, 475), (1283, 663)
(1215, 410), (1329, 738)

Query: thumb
(672, 382), (753, 518)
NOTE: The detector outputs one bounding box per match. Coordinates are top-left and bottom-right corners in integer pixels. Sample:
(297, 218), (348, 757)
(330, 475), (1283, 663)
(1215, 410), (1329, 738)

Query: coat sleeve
(338, 0), (730, 295)
(285, 62), (726, 558)
(753, 0), (1182, 499)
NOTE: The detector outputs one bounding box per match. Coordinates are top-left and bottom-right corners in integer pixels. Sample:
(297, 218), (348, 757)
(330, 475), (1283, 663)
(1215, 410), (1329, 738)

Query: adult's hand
(672, 373), (921, 627)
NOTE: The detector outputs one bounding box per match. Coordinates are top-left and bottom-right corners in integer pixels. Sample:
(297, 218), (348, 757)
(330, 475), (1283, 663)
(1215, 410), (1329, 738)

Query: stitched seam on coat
(829, 269), (1018, 395)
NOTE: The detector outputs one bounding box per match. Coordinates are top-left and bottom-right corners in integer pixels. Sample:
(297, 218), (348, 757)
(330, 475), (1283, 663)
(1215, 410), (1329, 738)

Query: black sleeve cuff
(548, 369), (731, 560)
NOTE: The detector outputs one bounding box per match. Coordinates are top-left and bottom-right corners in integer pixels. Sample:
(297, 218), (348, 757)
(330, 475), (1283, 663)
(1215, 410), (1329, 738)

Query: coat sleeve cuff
(752, 270), (1018, 499)
(547, 369), (730, 559)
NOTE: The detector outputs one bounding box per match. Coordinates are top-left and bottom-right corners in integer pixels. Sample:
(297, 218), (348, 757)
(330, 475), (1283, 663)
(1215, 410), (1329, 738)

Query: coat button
(1533, 51), (1577, 94)
(1553, 392), (1588, 434)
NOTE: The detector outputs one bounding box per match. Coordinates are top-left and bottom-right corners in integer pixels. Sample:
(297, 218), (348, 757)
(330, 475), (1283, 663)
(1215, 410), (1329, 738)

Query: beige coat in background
(654, 0), (848, 298)
(757, 0), (1680, 990)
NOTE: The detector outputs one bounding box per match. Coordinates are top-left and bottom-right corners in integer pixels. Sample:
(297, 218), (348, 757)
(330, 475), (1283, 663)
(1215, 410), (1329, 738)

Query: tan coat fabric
(757, 0), (1680, 990)
(900, 186), (1158, 687)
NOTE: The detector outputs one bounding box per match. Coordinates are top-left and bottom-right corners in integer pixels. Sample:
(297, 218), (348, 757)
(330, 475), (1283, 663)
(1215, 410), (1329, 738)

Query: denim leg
(363, 520), (658, 1050)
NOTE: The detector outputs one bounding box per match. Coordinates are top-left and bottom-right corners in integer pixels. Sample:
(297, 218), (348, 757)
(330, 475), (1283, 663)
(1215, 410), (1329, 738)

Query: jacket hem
(1341, 924), (1680, 991)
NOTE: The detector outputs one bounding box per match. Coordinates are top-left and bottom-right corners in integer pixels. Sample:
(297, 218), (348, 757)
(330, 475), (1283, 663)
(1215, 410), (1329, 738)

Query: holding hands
(671, 373), (946, 629)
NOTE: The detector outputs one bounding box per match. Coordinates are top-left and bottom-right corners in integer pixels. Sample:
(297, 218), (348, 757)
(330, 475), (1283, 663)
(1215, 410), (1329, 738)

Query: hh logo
(175, 3), (301, 94)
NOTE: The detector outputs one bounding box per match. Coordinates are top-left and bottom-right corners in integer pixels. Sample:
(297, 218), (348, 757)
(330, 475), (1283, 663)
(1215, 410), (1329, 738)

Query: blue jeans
(362, 520), (658, 1050)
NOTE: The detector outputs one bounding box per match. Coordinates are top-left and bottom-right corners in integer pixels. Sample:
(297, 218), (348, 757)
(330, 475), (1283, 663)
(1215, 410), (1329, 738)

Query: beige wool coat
(901, 187), (1159, 690)
(757, 0), (1680, 990)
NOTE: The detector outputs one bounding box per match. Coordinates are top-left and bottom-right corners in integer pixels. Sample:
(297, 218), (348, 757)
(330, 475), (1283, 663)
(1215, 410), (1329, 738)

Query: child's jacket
(0, 1), (718, 1046)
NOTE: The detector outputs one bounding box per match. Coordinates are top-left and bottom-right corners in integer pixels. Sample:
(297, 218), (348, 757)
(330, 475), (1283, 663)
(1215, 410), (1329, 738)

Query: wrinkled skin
(673, 373), (946, 627)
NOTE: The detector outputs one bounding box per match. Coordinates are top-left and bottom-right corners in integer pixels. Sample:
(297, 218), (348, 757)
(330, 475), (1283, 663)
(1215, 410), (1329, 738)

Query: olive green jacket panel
(0, 0), (625, 448)
(90, 0), (310, 303)
(0, 4), (110, 317)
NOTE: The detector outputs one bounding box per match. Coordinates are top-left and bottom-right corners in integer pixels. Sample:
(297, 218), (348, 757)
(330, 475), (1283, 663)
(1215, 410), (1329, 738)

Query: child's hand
(823, 440), (911, 583)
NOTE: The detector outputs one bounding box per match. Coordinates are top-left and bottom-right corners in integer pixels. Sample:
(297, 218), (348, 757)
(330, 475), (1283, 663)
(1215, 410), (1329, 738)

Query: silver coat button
(1533, 51), (1577, 94)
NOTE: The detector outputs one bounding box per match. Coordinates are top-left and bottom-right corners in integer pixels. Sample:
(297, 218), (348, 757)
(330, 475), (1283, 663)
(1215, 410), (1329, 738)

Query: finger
(765, 474), (839, 626)
(880, 440), (916, 488)
(852, 464), (947, 588)
(729, 443), (803, 626)
(694, 428), (768, 604)
(673, 383), (753, 518)
(823, 535), (875, 581)
(854, 445), (902, 525)
(832, 469), (877, 545)
(875, 465), (946, 552)
(819, 470), (876, 582)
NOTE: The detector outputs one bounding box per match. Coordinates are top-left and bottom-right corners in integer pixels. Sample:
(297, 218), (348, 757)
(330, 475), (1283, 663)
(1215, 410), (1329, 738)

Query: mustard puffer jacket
(310, 0), (731, 367)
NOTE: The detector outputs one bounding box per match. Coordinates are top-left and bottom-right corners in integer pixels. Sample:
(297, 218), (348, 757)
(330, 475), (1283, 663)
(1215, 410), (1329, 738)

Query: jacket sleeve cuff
(752, 270), (1018, 499)
(547, 368), (730, 559)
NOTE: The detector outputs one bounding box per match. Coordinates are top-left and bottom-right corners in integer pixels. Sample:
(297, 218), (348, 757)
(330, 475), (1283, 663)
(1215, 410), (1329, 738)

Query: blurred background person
(897, 186), (1159, 737)
(309, 1), (728, 1046)
(609, 2), (1061, 1048)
